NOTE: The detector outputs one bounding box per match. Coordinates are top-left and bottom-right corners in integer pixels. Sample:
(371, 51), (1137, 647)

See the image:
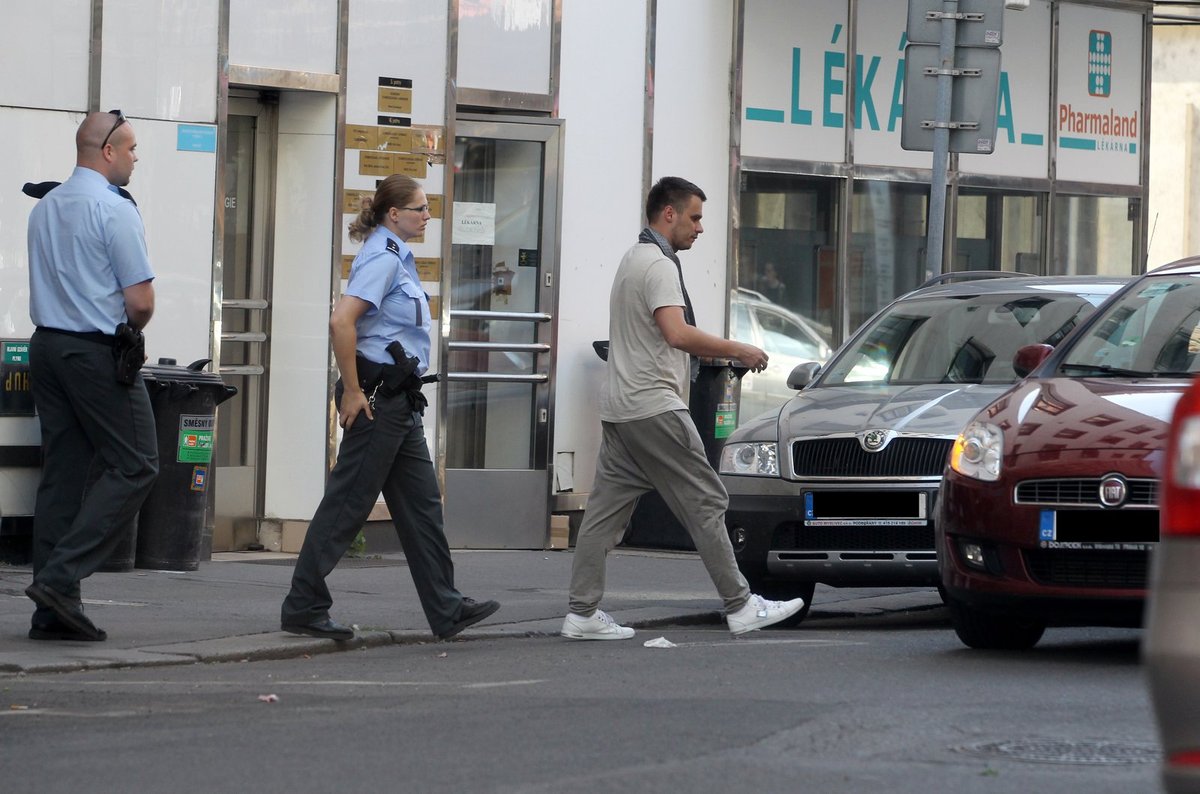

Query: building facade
(0, 0), (1153, 556)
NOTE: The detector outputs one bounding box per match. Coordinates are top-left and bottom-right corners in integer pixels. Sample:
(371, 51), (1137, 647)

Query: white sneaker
(561, 609), (635, 640)
(727, 593), (806, 636)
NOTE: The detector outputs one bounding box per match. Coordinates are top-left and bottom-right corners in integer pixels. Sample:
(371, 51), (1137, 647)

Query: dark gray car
(718, 274), (1129, 623)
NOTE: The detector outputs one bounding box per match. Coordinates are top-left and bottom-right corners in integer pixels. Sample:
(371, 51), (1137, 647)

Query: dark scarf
(638, 227), (696, 327)
(639, 227), (699, 381)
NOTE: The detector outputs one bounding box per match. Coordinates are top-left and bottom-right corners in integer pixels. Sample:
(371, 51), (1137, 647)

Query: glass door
(441, 116), (562, 548)
(213, 94), (275, 550)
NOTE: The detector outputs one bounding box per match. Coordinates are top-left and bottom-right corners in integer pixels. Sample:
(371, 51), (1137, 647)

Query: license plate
(804, 491), (928, 527)
(1038, 509), (1158, 550)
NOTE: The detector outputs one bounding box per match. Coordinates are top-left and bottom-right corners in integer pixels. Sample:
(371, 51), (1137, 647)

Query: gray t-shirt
(598, 243), (689, 422)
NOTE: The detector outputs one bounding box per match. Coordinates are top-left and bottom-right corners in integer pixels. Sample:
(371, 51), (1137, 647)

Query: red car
(1145, 377), (1200, 793)
(937, 257), (1200, 650)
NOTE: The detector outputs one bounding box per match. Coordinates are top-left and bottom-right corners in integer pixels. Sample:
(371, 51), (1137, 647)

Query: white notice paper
(452, 202), (496, 246)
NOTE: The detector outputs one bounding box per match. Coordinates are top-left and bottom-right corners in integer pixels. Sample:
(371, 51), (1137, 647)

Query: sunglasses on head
(101, 109), (126, 149)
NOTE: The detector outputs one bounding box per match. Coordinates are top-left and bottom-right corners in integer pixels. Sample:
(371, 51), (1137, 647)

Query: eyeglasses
(100, 109), (126, 149)
(399, 205), (430, 214)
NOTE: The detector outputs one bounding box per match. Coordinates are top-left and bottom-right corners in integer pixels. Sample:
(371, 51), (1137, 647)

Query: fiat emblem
(1099, 475), (1127, 507)
(862, 430), (889, 452)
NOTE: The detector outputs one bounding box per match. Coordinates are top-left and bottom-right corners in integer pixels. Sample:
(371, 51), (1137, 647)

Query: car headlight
(719, 442), (779, 476)
(949, 421), (1004, 482)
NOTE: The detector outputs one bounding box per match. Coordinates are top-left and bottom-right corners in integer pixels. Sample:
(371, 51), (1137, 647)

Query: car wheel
(744, 578), (816, 627)
(946, 596), (1045, 650)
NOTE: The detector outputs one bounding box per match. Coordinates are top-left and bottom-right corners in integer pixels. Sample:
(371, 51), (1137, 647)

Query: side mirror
(787, 362), (821, 390)
(1013, 343), (1054, 378)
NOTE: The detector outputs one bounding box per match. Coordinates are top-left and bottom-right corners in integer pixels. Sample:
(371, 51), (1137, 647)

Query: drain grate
(954, 739), (1162, 766)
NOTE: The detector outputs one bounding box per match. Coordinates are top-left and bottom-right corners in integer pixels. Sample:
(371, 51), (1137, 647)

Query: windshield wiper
(1059, 363), (1164, 378)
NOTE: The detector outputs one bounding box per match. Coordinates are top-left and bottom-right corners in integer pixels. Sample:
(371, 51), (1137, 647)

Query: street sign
(906, 0), (1005, 48)
(900, 44), (1001, 153)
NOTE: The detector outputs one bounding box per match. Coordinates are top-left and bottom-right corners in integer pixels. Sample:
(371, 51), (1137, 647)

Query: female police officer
(280, 174), (499, 640)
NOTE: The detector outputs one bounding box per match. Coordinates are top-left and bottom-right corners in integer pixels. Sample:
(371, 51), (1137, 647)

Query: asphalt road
(0, 609), (1159, 794)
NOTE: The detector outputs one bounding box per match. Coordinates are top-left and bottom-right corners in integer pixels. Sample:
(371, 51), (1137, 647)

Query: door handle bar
(450, 310), (552, 322)
(222, 299), (269, 310)
(448, 341), (550, 353)
(444, 373), (548, 383)
(221, 331), (269, 343)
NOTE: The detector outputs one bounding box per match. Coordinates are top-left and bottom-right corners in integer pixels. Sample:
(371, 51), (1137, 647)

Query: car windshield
(821, 290), (1110, 386)
(1058, 274), (1200, 378)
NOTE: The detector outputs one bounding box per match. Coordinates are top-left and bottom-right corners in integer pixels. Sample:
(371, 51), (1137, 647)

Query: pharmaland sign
(740, 0), (1141, 185)
(1054, 4), (1143, 186)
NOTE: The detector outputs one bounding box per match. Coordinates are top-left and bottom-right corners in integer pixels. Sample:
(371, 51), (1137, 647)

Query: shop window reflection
(737, 173), (838, 346)
(849, 180), (928, 331)
(955, 189), (1044, 274)
(1052, 195), (1136, 276)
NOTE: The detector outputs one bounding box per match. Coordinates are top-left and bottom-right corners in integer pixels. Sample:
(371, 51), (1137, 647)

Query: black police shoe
(438, 597), (501, 640)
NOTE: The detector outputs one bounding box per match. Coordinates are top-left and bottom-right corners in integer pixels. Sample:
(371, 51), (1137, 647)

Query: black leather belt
(36, 326), (116, 345)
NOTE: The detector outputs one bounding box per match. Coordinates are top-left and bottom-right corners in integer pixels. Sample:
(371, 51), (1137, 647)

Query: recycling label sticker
(713, 402), (738, 439)
(177, 414), (214, 463)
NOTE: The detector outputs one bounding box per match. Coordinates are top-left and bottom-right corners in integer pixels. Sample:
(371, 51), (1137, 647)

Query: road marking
(665, 638), (866, 649)
(1, 709), (144, 718)
(33, 678), (548, 689)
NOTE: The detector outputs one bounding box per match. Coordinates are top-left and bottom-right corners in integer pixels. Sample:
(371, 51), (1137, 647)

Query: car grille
(1015, 478), (1158, 506)
(771, 522), (935, 551)
(1023, 549), (1148, 589)
(792, 437), (953, 478)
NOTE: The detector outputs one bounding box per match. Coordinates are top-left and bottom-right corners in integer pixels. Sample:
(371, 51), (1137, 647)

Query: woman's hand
(338, 389), (374, 428)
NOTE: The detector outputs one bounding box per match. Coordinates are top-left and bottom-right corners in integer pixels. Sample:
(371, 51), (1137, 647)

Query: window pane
(849, 180), (929, 331)
(1052, 195), (1135, 276)
(737, 173), (838, 346)
(955, 189), (1044, 274)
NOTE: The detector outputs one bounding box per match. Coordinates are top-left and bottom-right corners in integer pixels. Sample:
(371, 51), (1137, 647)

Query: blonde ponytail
(347, 174), (422, 243)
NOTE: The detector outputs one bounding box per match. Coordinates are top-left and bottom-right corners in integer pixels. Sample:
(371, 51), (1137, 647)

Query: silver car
(1146, 368), (1200, 794)
(730, 288), (832, 422)
(718, 274), (1129, 622)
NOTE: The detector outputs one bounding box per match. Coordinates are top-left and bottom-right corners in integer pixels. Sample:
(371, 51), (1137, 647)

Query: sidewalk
(0, 549), (944, 675)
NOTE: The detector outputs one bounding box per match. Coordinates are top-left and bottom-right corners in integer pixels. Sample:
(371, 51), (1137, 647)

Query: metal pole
(926, 0), (958, 277)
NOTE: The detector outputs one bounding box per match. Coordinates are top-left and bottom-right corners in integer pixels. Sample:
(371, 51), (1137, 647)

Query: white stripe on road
(663, 638), (865, 648)
(25, 678), (549, 689)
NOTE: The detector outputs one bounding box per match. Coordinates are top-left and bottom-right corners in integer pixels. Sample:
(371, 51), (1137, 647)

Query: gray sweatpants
(567, 409), (751, 616)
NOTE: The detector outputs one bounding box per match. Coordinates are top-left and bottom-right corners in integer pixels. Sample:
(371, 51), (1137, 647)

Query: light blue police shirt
(345, 225), (431, 373)
(27, 166), (155, 333)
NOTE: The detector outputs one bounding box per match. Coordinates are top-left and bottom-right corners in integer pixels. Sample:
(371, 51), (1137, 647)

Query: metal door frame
(214, 92), (277, 545)
(439, 114), (563, 548)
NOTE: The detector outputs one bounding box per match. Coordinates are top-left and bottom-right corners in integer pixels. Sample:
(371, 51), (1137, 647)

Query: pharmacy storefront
(735, 0), (1150, 348)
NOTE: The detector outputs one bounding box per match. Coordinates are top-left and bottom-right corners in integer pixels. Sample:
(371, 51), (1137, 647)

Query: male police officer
(24, 110), (158, 641)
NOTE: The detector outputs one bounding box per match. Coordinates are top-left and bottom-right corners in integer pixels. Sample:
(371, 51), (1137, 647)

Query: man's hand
(734, 343), (769, 373)
(338, 389), (374, 429)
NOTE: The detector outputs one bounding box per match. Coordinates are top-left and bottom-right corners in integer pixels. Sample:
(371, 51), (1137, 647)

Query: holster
(355, 350), (428, 414)
(113, 323), (145, 384)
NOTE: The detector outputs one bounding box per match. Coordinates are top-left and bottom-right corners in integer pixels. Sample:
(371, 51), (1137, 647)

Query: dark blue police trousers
(280, 384), (464, 635)
(28, 328), (158, 625)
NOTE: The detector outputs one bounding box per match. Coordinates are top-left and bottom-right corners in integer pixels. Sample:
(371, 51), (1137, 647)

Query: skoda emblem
(1099, 475), (1127, 507)
(861, 430), (889, 452)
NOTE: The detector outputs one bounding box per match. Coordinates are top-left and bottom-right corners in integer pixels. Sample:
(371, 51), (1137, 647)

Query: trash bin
(135, 358), (237, 571)
(621, 356), (748, 550)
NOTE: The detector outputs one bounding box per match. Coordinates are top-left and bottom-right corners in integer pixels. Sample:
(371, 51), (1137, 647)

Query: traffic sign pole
(926, 0), (958, 278)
